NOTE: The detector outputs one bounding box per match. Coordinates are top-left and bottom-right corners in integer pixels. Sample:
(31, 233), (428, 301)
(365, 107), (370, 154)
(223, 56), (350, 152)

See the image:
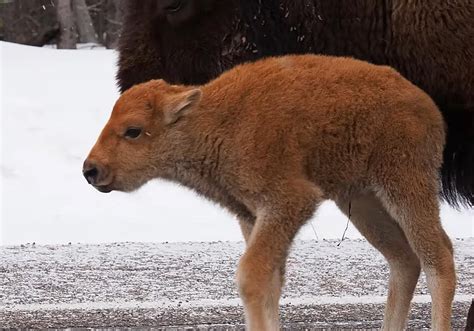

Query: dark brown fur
(467, 300), (474, 331)
(117, 0), (474, 207)
(86, 55), (455, 330)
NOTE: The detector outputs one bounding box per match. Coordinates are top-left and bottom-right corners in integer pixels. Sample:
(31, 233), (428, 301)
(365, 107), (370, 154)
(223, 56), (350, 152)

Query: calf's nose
(83, 159), (105, 185)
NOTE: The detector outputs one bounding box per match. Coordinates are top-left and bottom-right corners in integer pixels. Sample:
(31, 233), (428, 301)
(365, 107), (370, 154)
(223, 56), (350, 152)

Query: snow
(2, 294), (472, 312)
(1, 42), (473, 245)
(0, 239), (472, 328)
(1, 238), (472, 307)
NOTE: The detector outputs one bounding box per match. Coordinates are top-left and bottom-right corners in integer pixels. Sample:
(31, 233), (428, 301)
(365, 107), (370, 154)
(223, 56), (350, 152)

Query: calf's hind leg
(335, 192), (420, 330)
(237, 180), (322, 331)
(377, 174), (456, 330)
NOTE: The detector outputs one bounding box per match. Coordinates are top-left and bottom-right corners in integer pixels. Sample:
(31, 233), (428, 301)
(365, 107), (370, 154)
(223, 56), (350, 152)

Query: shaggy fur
(117, 0), (474, 208)
(467, 300), (474, 331)
(86, 55), (455, 330)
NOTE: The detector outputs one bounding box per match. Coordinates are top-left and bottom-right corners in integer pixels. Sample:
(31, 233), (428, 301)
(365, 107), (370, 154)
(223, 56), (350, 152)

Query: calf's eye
(124, 127), (142, 139)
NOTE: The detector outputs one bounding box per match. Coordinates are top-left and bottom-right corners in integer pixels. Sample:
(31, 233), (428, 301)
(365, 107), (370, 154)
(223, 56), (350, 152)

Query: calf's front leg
(238, 217), (285, 330)
(236, 180), (322, 331)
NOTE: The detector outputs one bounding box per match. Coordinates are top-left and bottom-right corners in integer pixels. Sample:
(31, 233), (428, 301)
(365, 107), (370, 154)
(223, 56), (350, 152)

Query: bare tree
(2, 0), (124, 48)
(1, 0), (58, 46)
(105, 0), (124, 49)
(55, 0), (76, 49)
(72, 0), (97, 43)
(0, 0), (16, 41)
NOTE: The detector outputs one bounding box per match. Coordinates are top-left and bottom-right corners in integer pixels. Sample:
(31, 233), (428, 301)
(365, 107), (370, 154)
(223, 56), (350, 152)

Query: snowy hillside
(1, 42), (473, 245)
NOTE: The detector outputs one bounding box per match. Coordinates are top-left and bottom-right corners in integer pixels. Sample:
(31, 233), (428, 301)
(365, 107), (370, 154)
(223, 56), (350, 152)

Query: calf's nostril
(83, 159), (101, 185)
(83, 167), (99, 184)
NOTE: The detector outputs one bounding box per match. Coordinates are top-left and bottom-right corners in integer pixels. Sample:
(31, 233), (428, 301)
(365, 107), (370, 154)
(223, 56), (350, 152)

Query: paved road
(0, 239), (472, 329)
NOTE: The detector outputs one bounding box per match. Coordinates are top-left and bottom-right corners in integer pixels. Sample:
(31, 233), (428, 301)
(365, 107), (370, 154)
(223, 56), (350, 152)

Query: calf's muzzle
(82, 159), (109, 188)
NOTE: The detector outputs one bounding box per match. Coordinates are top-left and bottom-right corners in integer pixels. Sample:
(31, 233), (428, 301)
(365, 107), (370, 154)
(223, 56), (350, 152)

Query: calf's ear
(163, 88), (202, 125)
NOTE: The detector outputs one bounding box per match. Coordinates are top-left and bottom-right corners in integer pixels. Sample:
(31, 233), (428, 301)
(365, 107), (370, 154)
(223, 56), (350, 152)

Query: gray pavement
(0, 239), (472, 329)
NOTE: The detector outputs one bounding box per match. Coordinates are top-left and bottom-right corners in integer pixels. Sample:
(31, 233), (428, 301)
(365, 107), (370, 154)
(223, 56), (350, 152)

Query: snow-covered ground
(1, 239), (472, 328)
(1, 42), (473, 245)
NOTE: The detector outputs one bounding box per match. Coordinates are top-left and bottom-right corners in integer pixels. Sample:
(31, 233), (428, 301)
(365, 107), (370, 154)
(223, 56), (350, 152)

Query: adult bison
(117, 0), (474, 207)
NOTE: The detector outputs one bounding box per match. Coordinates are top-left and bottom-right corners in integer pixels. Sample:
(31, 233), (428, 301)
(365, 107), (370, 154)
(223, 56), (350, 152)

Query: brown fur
(85, 55), (455, 330)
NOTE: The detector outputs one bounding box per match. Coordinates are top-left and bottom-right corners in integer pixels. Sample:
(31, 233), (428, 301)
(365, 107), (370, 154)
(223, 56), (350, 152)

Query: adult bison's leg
(335, 192), (420, 330)
(466, 299), (474, 331)
(236, 180), (322, 331)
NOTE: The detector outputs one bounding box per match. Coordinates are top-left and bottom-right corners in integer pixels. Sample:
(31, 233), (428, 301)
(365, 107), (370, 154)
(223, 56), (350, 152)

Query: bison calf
(84, 55), (455, 330)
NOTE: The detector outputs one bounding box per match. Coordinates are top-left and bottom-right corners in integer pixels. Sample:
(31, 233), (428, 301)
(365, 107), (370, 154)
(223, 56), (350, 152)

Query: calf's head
(83, 80), (202, 193)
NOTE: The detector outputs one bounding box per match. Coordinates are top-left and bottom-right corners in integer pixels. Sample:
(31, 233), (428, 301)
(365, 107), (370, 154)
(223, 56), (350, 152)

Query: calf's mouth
(94, 184), (113, 193)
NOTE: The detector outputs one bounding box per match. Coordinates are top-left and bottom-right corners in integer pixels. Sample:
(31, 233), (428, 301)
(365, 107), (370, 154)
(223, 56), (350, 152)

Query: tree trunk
(72, 0), (98, 43)
(105, 0), (124, 49)
(1, 0), (16, 42)
(55, 0), (76, 49)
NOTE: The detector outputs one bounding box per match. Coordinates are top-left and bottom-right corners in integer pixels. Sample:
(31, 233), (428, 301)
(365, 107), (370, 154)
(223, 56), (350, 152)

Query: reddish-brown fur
(85, 55), (455, 330)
